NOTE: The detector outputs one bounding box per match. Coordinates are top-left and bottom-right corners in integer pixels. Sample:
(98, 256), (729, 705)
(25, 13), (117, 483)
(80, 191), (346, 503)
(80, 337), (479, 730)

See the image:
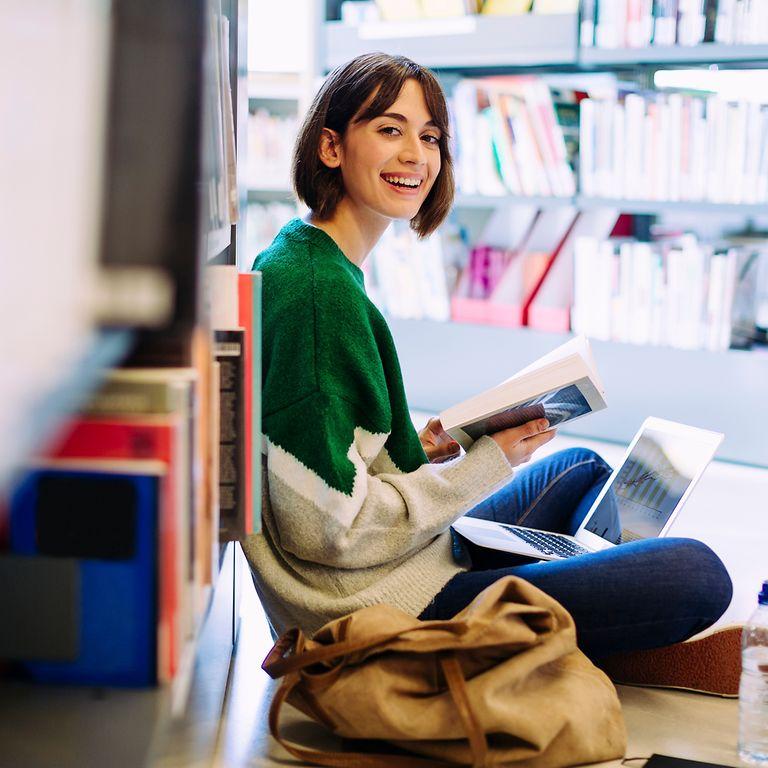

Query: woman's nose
(399, 133), (425, 165)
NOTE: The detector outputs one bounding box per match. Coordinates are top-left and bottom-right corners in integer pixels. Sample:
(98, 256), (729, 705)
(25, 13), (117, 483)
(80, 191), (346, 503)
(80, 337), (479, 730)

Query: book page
(460, 377), (597, 441)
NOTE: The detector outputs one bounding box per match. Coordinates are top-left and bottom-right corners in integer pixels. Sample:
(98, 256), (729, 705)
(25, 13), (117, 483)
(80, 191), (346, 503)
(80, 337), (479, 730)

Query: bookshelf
(0, 0), (253, 763)
(320, 6), (768, 469)
(323, 13), (579, 71)
(579, 43), (768, 67)
(455, 194), (768, 218)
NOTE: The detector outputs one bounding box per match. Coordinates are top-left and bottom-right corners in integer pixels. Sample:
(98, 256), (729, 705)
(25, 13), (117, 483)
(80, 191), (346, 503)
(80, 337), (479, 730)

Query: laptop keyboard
(499, 525), (591, 558)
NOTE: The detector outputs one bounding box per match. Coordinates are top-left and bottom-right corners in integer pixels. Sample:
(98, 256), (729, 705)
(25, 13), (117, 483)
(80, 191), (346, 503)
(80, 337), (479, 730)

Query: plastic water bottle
(739, 580), (768, 766)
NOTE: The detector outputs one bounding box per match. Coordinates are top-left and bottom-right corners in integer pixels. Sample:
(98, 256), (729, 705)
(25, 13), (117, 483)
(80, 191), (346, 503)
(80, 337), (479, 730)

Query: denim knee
(662, 537), (733, 624)
(552, 447), (612, 476)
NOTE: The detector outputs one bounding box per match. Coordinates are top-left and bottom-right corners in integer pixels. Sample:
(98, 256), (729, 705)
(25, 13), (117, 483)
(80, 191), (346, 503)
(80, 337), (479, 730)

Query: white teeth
(384, 175), (420, 187)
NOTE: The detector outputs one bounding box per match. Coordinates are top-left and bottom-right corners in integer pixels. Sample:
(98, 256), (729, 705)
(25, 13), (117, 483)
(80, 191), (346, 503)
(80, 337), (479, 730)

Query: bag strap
(268, 670), (459, 768)
(262, 621), (467, 680)
(439, 655), (489, 768)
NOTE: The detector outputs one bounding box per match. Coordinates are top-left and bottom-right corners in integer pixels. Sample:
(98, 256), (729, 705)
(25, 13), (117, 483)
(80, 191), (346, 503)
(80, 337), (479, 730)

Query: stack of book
(572, 234), (765, 351)
(580, 91), (768, 204)
(450, 76), (578, 198)
(582, 0), (768, 49)
(0, 269), (261, 689)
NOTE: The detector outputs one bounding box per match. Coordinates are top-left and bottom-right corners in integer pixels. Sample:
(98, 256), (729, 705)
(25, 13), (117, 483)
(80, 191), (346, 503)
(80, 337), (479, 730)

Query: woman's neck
(307, 198), (390, 268)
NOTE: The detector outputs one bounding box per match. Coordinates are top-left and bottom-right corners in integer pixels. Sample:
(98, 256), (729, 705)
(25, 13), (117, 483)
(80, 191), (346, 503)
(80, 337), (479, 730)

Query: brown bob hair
(292, 53), (455, 239)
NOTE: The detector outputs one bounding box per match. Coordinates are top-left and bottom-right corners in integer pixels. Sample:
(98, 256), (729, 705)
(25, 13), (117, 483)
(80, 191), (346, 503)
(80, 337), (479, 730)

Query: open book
(440, 336), (607, 450)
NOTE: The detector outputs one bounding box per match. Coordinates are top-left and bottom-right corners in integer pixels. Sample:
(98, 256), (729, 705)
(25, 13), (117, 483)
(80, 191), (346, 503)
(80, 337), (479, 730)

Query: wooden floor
(213, 430), (768, 768)
(215, 565), (743, 768)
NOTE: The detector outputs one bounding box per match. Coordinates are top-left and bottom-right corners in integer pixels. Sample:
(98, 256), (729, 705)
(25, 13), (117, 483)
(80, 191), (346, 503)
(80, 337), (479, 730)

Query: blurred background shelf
(247, 71), (302, 102)
(579, 43), (768, 68)
(387, 318), (768, 469)
(322, 13), (579, 72)
(247, 187), (294, 203)
(454, 194), (768, 217)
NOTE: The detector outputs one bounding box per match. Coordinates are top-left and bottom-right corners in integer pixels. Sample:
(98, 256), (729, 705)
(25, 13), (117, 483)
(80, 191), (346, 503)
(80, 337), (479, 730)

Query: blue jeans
(419, 448), (733, 660)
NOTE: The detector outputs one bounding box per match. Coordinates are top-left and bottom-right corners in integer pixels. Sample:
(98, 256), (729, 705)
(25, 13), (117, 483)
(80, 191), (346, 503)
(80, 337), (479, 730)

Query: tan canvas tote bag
(262, 575), (626, 768)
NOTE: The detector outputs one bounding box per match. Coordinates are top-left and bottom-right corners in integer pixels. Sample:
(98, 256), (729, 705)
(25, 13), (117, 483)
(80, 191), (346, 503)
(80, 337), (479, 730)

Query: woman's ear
(318, 127), (342, 169)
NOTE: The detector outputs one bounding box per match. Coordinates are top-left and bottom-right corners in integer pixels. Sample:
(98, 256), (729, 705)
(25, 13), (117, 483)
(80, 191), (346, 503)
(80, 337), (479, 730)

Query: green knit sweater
(242, 218), (515, 636)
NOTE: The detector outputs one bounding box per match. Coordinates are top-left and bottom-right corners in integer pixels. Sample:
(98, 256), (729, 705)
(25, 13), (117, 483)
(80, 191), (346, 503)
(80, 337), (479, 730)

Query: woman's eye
(422, 134), (440, 145)
(379, 126), (401, 136)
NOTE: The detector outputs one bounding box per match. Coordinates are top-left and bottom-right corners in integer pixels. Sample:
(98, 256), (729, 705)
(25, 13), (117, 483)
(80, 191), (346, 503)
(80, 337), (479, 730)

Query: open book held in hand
(440, 335), (607, 450)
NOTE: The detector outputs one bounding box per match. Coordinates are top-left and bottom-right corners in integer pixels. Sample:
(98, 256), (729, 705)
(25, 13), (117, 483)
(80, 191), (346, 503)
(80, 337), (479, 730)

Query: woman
(243, 52), (732, 663)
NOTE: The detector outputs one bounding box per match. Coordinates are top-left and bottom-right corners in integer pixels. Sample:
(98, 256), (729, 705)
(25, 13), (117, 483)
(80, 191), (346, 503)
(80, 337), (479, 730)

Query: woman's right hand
(490, 418), (556, 468)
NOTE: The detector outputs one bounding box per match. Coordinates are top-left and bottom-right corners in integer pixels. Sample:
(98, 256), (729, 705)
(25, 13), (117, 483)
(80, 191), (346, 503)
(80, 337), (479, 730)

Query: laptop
(452, 417), (724, 561)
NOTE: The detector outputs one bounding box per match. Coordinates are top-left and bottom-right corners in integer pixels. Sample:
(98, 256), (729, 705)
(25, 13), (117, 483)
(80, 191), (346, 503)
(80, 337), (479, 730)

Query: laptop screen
(584, 427), (716, 545)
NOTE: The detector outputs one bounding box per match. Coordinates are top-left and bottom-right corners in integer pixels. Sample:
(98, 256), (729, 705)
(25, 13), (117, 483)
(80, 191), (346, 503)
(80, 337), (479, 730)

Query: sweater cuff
(438, 433), (515, 513)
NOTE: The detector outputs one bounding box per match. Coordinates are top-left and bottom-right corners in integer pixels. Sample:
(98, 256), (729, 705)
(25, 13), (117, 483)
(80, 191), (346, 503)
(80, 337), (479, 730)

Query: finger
(431, 440), (460, 460)
(432, 445), (461, 463)
(522, 428), (557, 453)
(509, 418), (550, 445)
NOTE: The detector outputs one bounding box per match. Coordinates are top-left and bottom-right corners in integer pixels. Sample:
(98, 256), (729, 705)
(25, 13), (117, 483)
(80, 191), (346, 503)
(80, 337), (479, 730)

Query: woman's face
(334, 78), (442, 224)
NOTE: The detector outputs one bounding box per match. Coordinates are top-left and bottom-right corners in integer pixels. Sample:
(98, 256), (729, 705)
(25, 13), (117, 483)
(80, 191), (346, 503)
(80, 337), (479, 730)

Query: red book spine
(238, 274), (253, 536)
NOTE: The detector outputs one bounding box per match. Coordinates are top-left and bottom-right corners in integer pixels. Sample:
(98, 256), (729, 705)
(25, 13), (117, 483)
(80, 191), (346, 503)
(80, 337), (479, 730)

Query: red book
(237, 275), (253, 537)
(44, 416), (188, 683)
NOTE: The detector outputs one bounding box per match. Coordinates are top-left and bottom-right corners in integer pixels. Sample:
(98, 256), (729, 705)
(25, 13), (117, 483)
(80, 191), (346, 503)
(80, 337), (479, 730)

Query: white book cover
(610, 100), (626, 198)
(743, 102), (763, 205)
(714, 0), (736, 43)
(594, 239), (615, 341)
(616, 241), (634, 342)
(596, 0), (628, 48)
(706, 252), (727, 351)
(440, 336), (607, 449)
(649, 251), (666, 346)
(690, 97), (708, 201)
(629, 242), (654, 346)
(571, 236), (597, 336)
(452, 80), (479, 195)
(758, 110), (768, 203)
(667, 92), (683, 201)
(718, 249), (739, 351)
(706, 96), (728, 203)
(579, 98), (597, 197)
(653, 98), (670, 200)
(642, 104), (656, 200)
(594, 99), (614, 198)
(725, 101), (748, 204)
(623, 93), (646, 199)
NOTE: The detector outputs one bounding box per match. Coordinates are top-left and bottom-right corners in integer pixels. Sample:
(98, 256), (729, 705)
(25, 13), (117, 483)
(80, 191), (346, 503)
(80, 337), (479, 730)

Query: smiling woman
(243, 53), (733, 667)
(291, 53), (454, 259)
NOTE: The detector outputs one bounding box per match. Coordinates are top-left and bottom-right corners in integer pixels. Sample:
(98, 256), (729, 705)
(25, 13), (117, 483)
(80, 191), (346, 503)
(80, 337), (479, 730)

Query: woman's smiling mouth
(380, 173), (424, 193)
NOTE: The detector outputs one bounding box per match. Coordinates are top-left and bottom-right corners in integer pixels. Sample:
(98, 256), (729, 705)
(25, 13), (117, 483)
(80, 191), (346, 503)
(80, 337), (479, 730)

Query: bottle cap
(760, 581), (768, 606)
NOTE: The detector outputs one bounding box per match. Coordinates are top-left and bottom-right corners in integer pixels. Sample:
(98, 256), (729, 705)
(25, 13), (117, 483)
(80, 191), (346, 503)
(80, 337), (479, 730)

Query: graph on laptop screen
(584, 429), (711, 545)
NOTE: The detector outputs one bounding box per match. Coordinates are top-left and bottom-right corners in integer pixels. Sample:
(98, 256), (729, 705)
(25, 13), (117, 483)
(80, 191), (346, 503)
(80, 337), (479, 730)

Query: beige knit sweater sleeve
(265, 431), (514, 570)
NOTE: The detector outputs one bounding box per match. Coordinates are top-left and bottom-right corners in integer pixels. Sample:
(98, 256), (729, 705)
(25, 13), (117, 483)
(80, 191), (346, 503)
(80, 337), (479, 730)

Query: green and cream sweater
(242, 218), (515, 636)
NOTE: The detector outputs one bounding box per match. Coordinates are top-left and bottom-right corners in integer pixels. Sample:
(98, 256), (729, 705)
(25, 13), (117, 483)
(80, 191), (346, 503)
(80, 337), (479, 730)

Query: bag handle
(263, 620), (468, 680)
(439, 655), (489, 768)
(268, 670), (460, 768)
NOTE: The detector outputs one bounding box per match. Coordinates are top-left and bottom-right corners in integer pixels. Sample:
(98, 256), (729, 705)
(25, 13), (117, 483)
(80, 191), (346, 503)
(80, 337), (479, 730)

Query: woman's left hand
(419, 417), (461, 464)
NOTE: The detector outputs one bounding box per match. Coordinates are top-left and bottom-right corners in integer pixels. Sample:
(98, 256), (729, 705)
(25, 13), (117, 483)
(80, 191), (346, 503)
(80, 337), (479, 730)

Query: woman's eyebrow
(377, 111), (440, 130)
